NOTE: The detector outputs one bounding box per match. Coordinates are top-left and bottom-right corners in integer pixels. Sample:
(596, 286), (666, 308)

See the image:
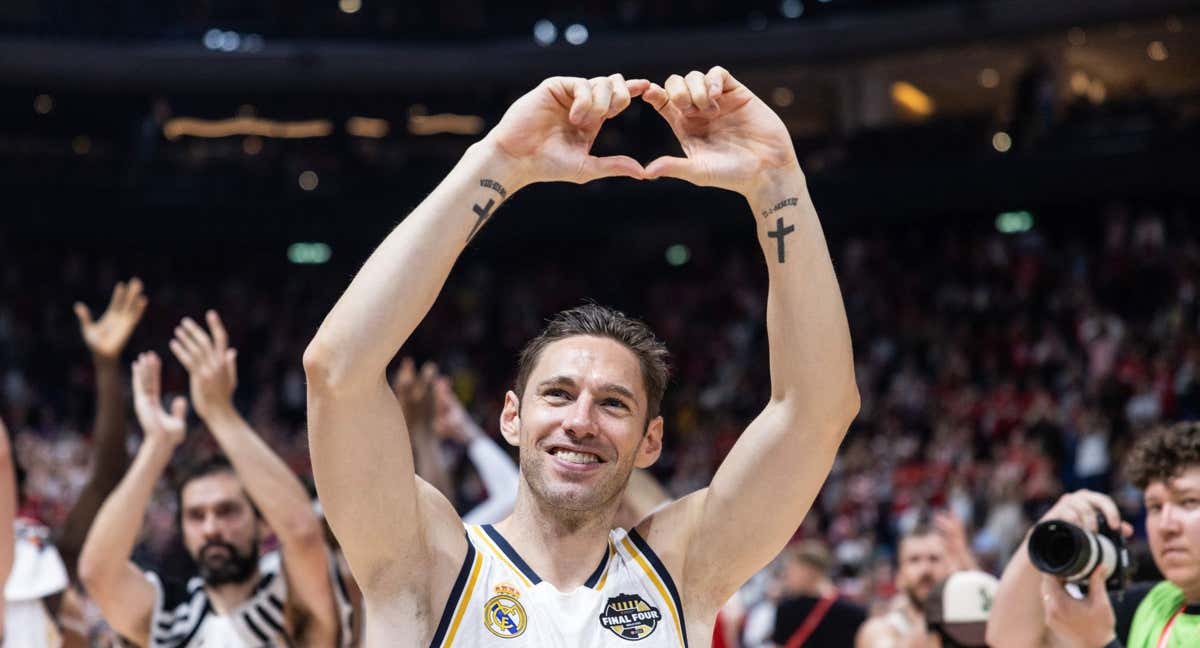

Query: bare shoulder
(855, 615), (900, 648)
(634, 490), (714, 606)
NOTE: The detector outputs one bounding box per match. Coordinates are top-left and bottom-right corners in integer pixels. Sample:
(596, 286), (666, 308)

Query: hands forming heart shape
(485, 66), (800, 198)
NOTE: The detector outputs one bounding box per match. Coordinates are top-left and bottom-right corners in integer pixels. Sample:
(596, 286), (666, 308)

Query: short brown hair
(1126, 422), (1200, 489)
(784, 540), (833, 574)
(515, 304), (671, 420)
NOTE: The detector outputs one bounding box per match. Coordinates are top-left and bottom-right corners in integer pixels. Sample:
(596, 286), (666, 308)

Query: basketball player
(305, 68), (859, 647)
(80, 312), (347, 647)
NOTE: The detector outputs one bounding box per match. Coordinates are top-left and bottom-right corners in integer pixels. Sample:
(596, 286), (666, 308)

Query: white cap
(925, 570), (1000, 647)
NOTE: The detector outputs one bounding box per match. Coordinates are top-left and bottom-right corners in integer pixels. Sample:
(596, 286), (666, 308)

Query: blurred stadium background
(3, 0), (1199, 611)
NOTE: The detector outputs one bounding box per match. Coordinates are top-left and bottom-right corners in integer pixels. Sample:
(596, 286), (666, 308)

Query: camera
(1028, 511), (1130, 591)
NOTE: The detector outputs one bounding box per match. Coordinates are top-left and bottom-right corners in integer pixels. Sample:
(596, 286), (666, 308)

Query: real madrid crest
(484, 583), (527, 638)
(599, 593), (662, 641)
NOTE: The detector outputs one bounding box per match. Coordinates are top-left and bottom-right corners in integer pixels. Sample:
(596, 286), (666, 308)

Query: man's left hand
(642, 66), (799, 197)
(1041, 568), (1117, 648)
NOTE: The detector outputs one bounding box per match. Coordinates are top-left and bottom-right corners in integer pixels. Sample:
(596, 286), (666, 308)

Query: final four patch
(484, 592), (527, 638)
(599, 594), (662, 641)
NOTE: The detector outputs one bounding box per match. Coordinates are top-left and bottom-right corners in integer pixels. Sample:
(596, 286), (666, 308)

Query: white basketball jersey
(429, 524), (688, 647)
(143, 549), (354, 647)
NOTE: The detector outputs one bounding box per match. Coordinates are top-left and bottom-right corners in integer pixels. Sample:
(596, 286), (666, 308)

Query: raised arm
(78, 352), (186, 647)
(0, 416), (15, 641)
(636, 67), (860, 608)
(169, 311), (338, 643)
(303, 75), (647, 602)
(59, 278), (147, 581)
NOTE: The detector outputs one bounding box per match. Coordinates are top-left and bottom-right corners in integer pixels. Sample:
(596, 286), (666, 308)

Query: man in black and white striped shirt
(80, 312), (348, 647)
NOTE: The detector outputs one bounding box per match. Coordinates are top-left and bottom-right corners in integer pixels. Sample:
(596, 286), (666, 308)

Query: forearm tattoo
(762, 197), (799, 263)
(467, 178), (508, 242)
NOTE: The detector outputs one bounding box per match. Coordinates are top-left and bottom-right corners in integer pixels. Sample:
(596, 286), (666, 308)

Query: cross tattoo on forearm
(767, 216), (795, 263)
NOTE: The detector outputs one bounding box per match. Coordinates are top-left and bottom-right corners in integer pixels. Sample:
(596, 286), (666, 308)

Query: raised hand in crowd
(933, 510), (979, 572)
(59, 279), (149, 582)
(78, 352), (187, 646)
(392, 357), (454, 499)
(131, 352), (188, 450)
(74, 278), (148, 362)
(432, 375), (519, 525)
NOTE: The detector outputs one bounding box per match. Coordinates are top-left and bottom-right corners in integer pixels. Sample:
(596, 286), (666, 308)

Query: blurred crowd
(4, 201), (1194, 622)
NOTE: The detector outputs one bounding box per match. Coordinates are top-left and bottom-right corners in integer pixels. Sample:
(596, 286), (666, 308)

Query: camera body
(1028, 511), (1130, 591)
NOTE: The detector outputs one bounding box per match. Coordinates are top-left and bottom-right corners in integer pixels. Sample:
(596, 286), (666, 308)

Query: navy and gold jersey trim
(428, 535), (477, 648)
(582, 541), (613, 589)
(628, 528), (688, 647)
(481, 525), (542, 585)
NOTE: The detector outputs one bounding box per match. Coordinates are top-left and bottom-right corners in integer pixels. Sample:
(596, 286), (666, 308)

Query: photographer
(987, 422), (1200, 648)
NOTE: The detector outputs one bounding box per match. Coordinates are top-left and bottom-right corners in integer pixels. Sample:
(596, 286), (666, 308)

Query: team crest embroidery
(599, 594), (662, 641)
(484, 585), (527, 638)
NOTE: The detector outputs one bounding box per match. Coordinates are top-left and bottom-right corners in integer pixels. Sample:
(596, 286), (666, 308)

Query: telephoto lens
(1027, 513), (1129, 589)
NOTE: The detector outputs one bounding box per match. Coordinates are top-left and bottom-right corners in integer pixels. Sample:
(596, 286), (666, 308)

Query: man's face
(180, 471), (260, 586)
(897, 533), (950, 611)
(1144, 466), (1200, 597)
(502, 336), (662, 517)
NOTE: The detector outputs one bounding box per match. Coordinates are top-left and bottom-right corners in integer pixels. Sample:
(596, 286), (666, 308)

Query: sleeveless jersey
(143, 549), (354, 647)
(429, 524), (688, 647)
(1127, 581), (1200, 648)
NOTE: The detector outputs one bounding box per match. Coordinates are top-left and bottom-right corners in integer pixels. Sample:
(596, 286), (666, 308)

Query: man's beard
(904, 578), (935, 613)
(519, 434), (636, 522)
(195, 538), (259, 586)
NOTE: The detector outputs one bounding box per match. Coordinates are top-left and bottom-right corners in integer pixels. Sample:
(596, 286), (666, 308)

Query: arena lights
(978, 68), (999, 89)
(780, 0), (803, 19)
(34, 94), (53, 115)
(346, 116), (390, 138)
(202, 29), (265, 53)
(288, 243), (332, 265)
(996, 211), (1033, 234)
(533, 19), (557, 46)
(890, 81), (934, 118)
(298, 171), (319, 191)
(338, 0), (361, 15)
(163, 116), (333, 140)
(242, 136), (263, 155)
(564, 23), (588, 46)
(1147, 41), (1169, 62)
(665, 244), (691, 267)
(992, 131), (1012, 153)
(771, 87), (794, 108)
(408, 113), (484, 136)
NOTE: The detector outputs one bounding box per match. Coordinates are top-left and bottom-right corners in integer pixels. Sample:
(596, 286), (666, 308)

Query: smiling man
(988, 422), (1200, 648)
(305, 67), (859, 647)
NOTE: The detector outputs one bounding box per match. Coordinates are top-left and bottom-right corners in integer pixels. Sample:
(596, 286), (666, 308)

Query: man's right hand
(131, 352), (187, 448)
(74, 278), (148, 361)
(484, 75), (649, 187)
(1037, 490), (1132, 538)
